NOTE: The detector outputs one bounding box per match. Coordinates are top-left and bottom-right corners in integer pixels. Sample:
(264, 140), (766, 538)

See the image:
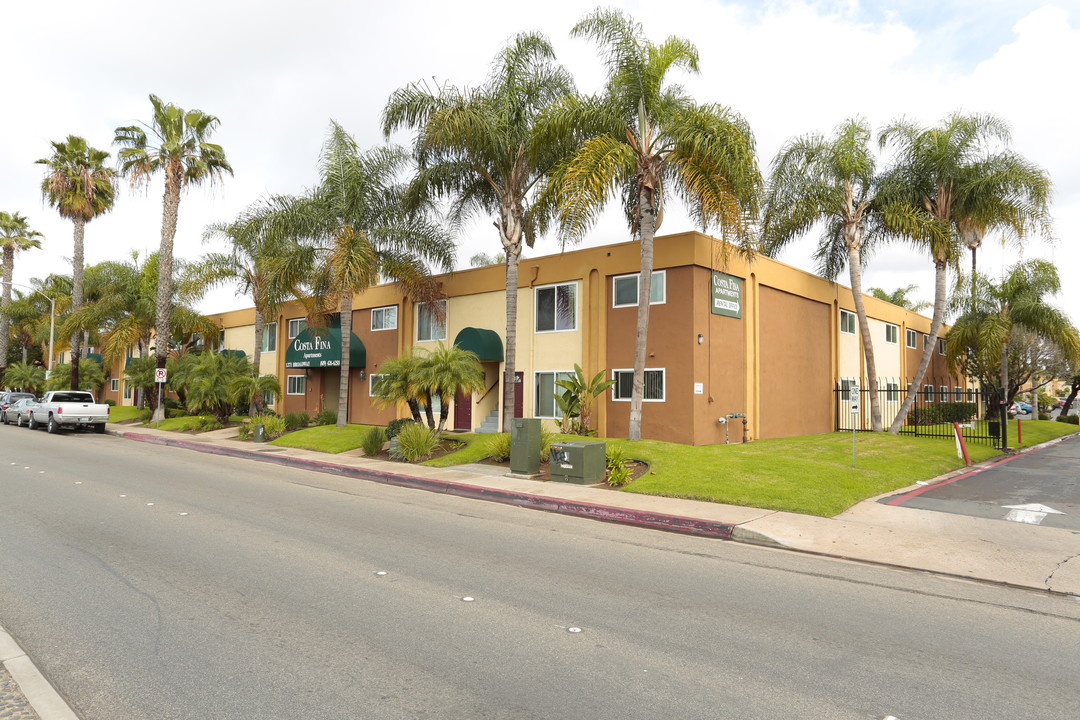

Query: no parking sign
(155, 367), (168, 383)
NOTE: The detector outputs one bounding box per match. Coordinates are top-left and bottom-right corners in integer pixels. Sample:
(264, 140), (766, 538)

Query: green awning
(86, 353), (103, 365)
(285, 327), (366, 369)
(453, 327), (503, 362)
(221, 349), (247, 359)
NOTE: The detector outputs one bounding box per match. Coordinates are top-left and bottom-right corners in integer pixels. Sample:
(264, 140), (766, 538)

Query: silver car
(7, 397), (39, 427)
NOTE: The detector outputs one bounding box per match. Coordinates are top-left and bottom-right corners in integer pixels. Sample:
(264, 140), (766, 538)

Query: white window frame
(261, 391), (276, 407)
(886, 381), (900, 402)
(369, 373), (391, 398)
(371, 306), (398, 332)
(940, 385), (949, 402)
(535, 282), (578, 333)
(612, 368), (666, 402)
(906, 328), (917, 349)
(839, 309), (856, 335)
(839, 377), (855, 401)
(262, 322), (278, 353)
(534, 370), (574, 419)
(415, 301), (446, 342)
(287, 318), (307, 339)
(123, 382), (132, 400)
(110, 378), (119, 392)
(923, 384), (935, 403)
(954, 386), (963, 402)
(612, 270), (666, 308)
(286, 375), (306, 395)
(885, 323), (898, 344)
(938, 338), (946, 355)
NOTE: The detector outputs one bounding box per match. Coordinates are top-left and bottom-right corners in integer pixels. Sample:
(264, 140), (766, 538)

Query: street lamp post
(0, 280), (56, 370)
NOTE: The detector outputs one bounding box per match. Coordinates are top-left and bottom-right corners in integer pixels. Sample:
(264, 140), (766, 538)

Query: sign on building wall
(711, 272), (743, 318)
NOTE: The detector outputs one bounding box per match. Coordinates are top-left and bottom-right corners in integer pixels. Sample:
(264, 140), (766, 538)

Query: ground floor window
(262, 391), (275, 407)
(839, 378), (855, 401)
(123, 383), (132, 400)
(612, 369), (665, 401)
(110, 378), (119, 392)
(287, 375), (306, 395)
(923, 384), (935, 402)
(954, 386), (963, 401)
(369, 374), (390, 397)
(534, 371), (574, 418)
(886, 382), (899, 402)
(940, 385), (948, 402)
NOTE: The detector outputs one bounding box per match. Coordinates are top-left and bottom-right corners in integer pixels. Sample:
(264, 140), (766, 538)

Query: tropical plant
(555, 363), (617, 435)
(36, 135), (116, 390)
(229, 372), (280, 416)
(361, 425), (387, 456)
(181, 351), (252, 423)
(411, 343), (485, 434)
(45, 358), (105, 392)
(3, 360), (45, 394)
(114, 94), (232, 422)
(247, 122), (453, 427)
(124, 354), (157, 409)
(877, 112), (1050, 433)
(384, 32), (576, 433)
(469, 252), (506, 268)
(385, 417), (416, 438)
(543, 8), (761, 440)
(0, 212), (43, 371)
(486, 432), (512, 462)
(283, 411), (310, 431)
(374, 354), (424, 423)
(867, 285), (932, 313)
(313, 408), (336, 426)
(391, 421), (440, 462)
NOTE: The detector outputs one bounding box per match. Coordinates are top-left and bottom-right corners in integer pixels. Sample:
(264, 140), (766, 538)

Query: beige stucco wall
(868, 317), (902, 380)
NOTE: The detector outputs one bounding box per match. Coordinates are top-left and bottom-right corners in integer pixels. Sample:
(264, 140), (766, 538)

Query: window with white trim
(612, 369), (665, 401)
(938, 338), (946, 355)
(954, 386), (963, 402)
(369, 374), (390, 397)
(940, 385), (949, 401)
(967, 388), (975, 401)
(886, 382), (900, 402)
(288, 318), (307, 339)
(534, 371), (574, 418)
(371, 306), (398, 331)
(612, 271), (666, 308)
(287, 375), (306, 395)
(906, 328), (917, 348)
(839, 309), (856, 335)
(923, 384), (935, 403)
(885, 323), (898, 344)
(839, 378), (854, 401)
(536, 282), (577, 332)
(262, 322), (277, 352)
(110, 378), (119, 392)
(416, 301), (446, 342)
(262, 391), (275, 407)
(123, 382), (132, 400)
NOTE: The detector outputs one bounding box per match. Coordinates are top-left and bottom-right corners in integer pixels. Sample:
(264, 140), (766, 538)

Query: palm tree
(198, 207), (311, 413)
(877, 112), (1047, 434)
(945, 261), (1080, 445)
(868, 285), (932, 313)
(3, 361), (45, 395)
(252, 122), (454, 427)
(542, 8), (760, 440)
(36, 136), (116, 390)
(0, 211), (43, 373)
(373, 354), (424, 423)
(383, 33), (575, 433)
(412, 343), (485, 434)
(114, 94), (232, 422)
(45, 358), (105, 392)
(763, 119), (901, 431)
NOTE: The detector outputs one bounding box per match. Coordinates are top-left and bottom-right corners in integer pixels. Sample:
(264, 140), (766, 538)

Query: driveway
(882, 435), (1080, 530)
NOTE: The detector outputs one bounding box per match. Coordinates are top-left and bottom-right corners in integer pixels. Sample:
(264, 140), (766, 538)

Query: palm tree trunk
(438, 393), (449, 436)
(501, 241), (521, 432)
(629, 190), (658, 442)
(336, 291), (352, 427)
(999, 337), (1010, 449)
(152, 173), (182, 424)
(847, 243), (882, 431)
(251, 307), (265, 416)
(69, 217), (86, 391)
(889, 260), (948, 433)
(0, 246), (13, 376)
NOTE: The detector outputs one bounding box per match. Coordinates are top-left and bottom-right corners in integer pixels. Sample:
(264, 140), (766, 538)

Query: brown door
(454, 390), (472, 431)
(514, 371), (523, 419)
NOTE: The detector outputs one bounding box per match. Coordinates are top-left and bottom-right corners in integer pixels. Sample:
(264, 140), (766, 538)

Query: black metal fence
(834, 381), (1004, 449)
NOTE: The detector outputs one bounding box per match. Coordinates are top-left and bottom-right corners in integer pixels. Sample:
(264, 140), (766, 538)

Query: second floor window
(536, 282), (576, 332)
(372, 306), (398, 331)
(262, 322), (277, 352)
(885, 324), (898, 344)
(613, 271), (666, 308)
(288, 318), (307, 339)
(839, 309), (856, 335)
(416, 301), (446, 342)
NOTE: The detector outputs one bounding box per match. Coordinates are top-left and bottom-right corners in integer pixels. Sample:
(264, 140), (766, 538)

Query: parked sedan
(1011, 401), (1033, 414)
(7, 398), (39, 427)
(0, 391), (35, 424)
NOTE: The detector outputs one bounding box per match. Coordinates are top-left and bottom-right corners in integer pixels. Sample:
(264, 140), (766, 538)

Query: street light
(0, 280), (55, 370)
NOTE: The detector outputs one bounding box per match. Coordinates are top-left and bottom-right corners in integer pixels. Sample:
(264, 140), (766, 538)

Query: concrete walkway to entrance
(110, 424), (1080, 598)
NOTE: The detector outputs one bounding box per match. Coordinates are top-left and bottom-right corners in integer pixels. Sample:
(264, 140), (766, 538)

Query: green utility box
(253, 423), (266, 443)
(510, 418), (542, 475)
(549, 440), (606, 484)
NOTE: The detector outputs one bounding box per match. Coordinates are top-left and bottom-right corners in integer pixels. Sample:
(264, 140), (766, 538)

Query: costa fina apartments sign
(284, 327), (366, 369)
(710, 271), (743, 318)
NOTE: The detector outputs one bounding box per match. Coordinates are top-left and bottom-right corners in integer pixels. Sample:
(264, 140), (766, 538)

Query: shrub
(164, 397), (183, 410)
(909, 402), (977, 426)
(314, 408), (336, 426)
(1056, 414), (1079, 425)
(487, 433), (511, 462)
(200, 417), (224, 432)
(606, 464), (632, 487)
(103, 399), (116, 407)
(284, 411), (311, 431)
(540, 428), (557, 462)
(1038, 411), (1052, 421)
(605, 444), (628, 470)
(237, 422), (253, 440)
(386, 417), (415, 439)
(254, 413), (287, 439)
(391, 422), (439, 462)
(362, 426), (387, 456)
(165, 407), (185, 418)
(138, 408), (153, 424)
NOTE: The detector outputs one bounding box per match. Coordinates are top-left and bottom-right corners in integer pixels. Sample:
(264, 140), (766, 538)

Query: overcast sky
(3, 0), (1076, 323)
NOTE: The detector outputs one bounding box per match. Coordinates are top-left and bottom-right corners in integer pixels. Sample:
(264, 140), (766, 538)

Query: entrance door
(454, 390), (472, 431)
(322, 368), (341, 415)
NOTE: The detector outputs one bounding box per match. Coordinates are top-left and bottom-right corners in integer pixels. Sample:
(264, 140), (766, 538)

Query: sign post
(850, 380), (859, 468)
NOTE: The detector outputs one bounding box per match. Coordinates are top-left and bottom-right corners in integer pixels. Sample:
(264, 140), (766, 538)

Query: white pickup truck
(30, 390), (110, 434)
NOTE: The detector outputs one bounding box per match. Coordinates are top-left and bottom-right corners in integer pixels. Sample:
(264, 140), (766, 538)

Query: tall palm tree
(383, 33), (575, 433)
(198, 208), (312, 413)
(252, 122), (455, 427)
(36, 136), (116, 390)
(0, 211), (43, 374)
(541, 8), (760, 440)
(877, 112), (1046, 434)
(114, 94), (232, 422)
(868, 285), (932, 313)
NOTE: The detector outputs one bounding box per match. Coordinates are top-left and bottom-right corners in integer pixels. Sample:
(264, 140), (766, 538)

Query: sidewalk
(111, 424), (1080, 598)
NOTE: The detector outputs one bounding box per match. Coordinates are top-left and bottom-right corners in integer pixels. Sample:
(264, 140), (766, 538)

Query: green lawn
(269, 424), (378, 453)
(107, 406), (143, 423)
(151, 415), (220, 432)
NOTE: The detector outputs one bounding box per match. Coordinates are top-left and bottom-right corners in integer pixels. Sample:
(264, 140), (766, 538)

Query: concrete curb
(120, 432), (737, 540)
(0, 625), (79, 720)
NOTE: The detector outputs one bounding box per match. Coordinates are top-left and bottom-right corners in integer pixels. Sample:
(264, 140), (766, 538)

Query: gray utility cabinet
(549, 440), (606, 484)
(510, 418), (542, 474)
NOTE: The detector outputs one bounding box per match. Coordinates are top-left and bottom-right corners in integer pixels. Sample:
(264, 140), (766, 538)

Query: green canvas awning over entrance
(85, 352), (103, 365)
(285, 327), (366, 369)
(453, 327), (503, 362)
(221, 349), (247, 359)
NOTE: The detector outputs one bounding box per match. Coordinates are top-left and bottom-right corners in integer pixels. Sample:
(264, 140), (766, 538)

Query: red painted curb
(121, 432), (735, 540)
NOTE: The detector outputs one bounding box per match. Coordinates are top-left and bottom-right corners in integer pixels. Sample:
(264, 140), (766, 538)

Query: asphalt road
(2, 425), (1080, 720)
(885, 435), (1080, 530)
